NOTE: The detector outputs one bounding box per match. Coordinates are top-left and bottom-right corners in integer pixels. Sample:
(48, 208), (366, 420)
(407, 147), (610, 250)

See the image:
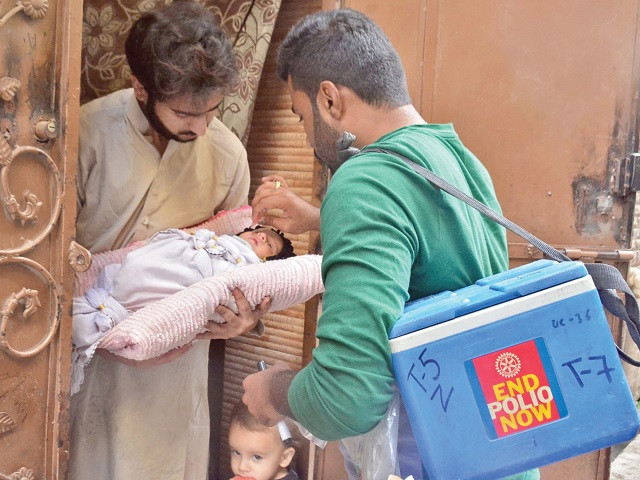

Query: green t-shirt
(289, 123), (508, 440)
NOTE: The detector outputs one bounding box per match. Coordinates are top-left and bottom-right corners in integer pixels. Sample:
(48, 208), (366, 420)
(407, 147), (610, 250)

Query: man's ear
(279, 446), (296, 468)
(316, 80), (343, 121)
(130, 75), (148, 103)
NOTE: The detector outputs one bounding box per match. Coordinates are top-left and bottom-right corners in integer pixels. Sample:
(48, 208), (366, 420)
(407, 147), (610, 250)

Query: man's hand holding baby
(197, 289), (271, 340)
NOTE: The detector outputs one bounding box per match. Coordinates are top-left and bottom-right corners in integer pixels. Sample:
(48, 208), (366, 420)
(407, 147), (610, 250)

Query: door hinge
(611, 153), (640, 196)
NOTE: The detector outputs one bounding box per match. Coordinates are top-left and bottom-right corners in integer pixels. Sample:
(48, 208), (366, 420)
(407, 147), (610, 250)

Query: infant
(71, 226), (294, 394)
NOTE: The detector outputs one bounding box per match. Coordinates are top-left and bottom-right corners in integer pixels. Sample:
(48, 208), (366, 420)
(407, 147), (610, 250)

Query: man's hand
(96, 342), (193, 368)
(242, 361), (295, 426)
(251, 175), (320, 234)
(197, 289), (271, 340)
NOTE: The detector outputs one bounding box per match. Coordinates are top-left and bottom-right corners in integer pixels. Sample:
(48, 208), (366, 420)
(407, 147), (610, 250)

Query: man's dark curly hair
(125, 0), (239, 103)
(241, 226), (296, 261)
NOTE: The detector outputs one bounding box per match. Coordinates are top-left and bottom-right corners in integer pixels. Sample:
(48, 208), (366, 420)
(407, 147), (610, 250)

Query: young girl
(228, 401), (299, 480)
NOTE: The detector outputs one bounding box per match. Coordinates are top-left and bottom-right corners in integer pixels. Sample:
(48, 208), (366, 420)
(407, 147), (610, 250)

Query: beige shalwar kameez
(69, 88), (249, 480)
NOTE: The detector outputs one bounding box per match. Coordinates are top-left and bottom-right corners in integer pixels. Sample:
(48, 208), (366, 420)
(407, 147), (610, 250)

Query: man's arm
(242, 362), (296, 425)
(251, 175), (321, 234)
(218, 148), (251, 211)
(284, 161), (417, 441)
(75, 110), (94, 212)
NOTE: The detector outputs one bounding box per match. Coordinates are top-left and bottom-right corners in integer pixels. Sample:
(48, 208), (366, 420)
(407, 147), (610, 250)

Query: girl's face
(239, 228), (284, 259)
(228, 423), (294, 480)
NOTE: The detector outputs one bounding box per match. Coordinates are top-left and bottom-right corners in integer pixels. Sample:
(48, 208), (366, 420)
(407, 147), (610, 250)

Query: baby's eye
(252, 454), (262, 461)
(230, 450), (240, 457)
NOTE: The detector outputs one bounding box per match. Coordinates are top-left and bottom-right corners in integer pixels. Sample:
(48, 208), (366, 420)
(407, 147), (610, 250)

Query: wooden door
(324, 0), (640, 479)
(0, 0), (82, 478)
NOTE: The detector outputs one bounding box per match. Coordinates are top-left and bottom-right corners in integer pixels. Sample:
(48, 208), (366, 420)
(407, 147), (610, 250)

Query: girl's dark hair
(277, 9), (411, 109)
(230, 401), (268, 433)
(229, 401), (298, 451)
(241, 226), (296, 261)
(125, 0), (239, 103)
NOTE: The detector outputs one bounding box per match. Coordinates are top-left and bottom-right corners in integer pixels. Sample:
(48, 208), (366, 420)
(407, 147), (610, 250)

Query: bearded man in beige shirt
(69, 2), (268, 479)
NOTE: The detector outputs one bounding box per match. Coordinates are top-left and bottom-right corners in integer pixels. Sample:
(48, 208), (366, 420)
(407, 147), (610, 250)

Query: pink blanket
(99, 254), (323, 360)
(74, 206), (324, 361)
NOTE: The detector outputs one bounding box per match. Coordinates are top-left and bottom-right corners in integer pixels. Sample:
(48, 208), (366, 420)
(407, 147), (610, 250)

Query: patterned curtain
(80, 0), (282, 145)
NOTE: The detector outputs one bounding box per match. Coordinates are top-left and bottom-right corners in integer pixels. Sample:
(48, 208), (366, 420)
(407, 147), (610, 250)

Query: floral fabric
(80, 0), (281, 145)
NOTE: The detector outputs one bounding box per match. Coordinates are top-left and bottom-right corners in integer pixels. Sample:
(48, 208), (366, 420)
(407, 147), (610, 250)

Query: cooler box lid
(389, 259), (588, 339)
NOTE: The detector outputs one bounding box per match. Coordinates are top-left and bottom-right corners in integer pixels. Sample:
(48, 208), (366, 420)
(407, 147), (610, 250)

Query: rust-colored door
(0, 0), (82, 478)
(415, 2), (640, 479)
(316, 0), (640, 479)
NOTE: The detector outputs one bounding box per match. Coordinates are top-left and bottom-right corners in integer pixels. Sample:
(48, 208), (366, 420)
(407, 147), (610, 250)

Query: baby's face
(239, 228), (284, 259)
(229, 423), (291, 480)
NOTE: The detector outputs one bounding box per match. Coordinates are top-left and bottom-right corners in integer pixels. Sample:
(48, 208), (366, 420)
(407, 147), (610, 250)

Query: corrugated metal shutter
(218, 2), (325, 478)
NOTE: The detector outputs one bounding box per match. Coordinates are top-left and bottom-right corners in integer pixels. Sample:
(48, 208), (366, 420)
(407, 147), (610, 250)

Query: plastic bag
(339, 388), (401, 480)
(291, 419), (327, 449)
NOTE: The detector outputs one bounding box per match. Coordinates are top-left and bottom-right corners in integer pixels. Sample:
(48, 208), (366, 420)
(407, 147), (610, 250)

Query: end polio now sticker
(465, 338), (567, 439)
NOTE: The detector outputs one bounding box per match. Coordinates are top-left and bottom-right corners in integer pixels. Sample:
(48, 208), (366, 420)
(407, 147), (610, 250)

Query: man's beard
(312, 104), (344, 174)
(143, 95), (198, 143)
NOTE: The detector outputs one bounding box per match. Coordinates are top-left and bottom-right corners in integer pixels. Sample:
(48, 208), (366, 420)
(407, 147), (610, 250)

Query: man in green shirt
(245, 9), (539, 480)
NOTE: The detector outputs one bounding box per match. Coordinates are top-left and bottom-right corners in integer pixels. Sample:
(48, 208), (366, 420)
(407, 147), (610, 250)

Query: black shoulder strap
(366, 147), (640, 366)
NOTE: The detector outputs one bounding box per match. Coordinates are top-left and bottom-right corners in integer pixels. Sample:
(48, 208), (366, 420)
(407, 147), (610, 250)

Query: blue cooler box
(389, 259), (640, 480)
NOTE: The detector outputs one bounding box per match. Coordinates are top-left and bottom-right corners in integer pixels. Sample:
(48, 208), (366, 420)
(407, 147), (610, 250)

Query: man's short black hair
(276, 9), (411, 109)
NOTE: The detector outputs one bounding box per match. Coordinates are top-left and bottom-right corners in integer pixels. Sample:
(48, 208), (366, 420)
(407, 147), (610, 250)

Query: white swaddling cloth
(71, 229), (262, 394)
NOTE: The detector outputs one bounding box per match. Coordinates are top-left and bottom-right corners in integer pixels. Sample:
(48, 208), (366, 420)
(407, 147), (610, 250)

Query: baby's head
(238, 226), (295, 261)
(228, 402), (296, 480)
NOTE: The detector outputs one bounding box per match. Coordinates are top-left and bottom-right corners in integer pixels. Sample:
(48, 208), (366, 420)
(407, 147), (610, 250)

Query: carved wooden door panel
(0, 0), (82, 478)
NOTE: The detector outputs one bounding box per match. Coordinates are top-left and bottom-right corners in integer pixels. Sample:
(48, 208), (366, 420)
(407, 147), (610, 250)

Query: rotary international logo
(495, 352), (521, 378)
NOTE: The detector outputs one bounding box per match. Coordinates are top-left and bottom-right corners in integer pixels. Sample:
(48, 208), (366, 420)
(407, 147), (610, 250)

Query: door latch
(611, 153), (640, 195)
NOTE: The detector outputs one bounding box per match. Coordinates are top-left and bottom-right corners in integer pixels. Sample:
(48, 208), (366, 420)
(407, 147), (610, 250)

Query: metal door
(416, 3), (640, 477)
(337, 1), (640, 479)
(0, 0), (82, 478)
